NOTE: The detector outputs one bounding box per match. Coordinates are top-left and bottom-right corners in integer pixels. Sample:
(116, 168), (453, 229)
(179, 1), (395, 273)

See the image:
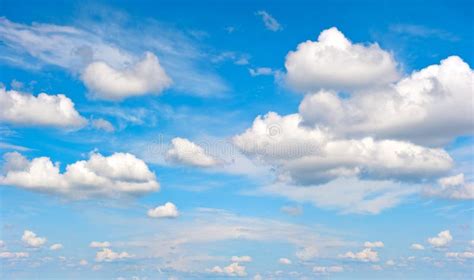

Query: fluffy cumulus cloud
(428, 230), (452, 247)
(424, 173), (474, 200)
(233, 112), (452, 185)
(90, 241), (111, 248)
(207, 262), (247, 277)
(0, 151), (159, 198)
(82, 52), (172, 101)
(147, 202), (179, 218)
(313, 266), (344, 274)
(166, 137), (219, 167)
(0, 87), (87, 128)
(298, 56), (474, 146)
(95, 248), (132, 262)
(341, 248), (379, 262)
(22, 230), (46, 247)
(231, 256), (252, 263)
(285, 27), (399, 92)
(364, 241), (384, 248)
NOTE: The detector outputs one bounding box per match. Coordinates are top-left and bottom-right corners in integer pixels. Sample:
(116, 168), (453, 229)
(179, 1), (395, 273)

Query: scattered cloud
(0, 151), (159, 198)
(424, 173), (474, 200)
(256, 11), (282, 32)
(341, 248), (379, 262)
(411, 243), (425, 250)
(95, 248), (132, 262)
(207, 262), (247, 277)
(147, 202), (179, 218)
(428, 230), (452, 247)
(280, 205), (303, 216)
(389, 24), (458, 41)
(278, 257), (292, 265)
(89, 241), (111, 248)
(82, 52), (172, 101)
(364, 241), (384, 248)
(22, 230), (46, 248)
(49, 243), (63, 251)
(313, 266), (344, 274)
(91, 118), (115, 132)
(0, 87), (87, 128)
(231, 255), (252, 263)
(249, 67), (274, 77)
(285, 27), (399, 92)
(166, 137), (219, 168)
(0, 251), (29, 259)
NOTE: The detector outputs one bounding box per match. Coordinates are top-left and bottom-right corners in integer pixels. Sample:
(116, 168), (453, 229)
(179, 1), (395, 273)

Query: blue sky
(0, 0), (473, 279)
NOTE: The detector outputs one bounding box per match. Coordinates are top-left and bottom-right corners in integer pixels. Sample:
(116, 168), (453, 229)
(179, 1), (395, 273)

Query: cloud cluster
(424, 173), (474, 200)
(285, 27), (399, 92)
(0, 87), (86, 128)
(0, 251), (29, 259)
(95, 248), (132, 262)
(0, 151), (159, 198)
(147, 202), (179, 218)
(313, 266), (344, 274)
(341, 248), (379, 262)
(166, 137), (219, 167)
(207, 262), (247, 277)
(83, 52), (172, 100)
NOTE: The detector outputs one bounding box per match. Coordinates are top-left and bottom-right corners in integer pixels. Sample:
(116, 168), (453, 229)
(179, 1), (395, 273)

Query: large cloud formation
(285, 27), (399, 92)
(233, 27), (473, 213)
(0, 151), (159, 198)
(0, 87), (87, 128)
(82, 52), (172, 100)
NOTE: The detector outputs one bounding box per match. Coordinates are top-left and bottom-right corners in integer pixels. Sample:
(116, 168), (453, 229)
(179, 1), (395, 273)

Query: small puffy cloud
(364, 241), (384, 248)
(446, 251), (474, 259)
(95, 248), (132, 262)
(207, 262), (247, 277)
(424, 173), (474, 200)
(231, 256), (252, 263)
(313, 266), (344, 274)
(0, 151), (159, 198)
(411, 243), (425, 250)
(285, 27), (399, 92)
(79, 259), (88, 266)
(49, 243), (63, 251)
(91, 118), (115, 132)
(0, 240), (4, 247)
(166, 137), (219, 167)
(341, 248), (379, 262)
(0, 87), (87, 128)
(298, 56), (474, 146)
(147, 202), (179, 218)
(82, 52), (172, 101)
(278, 257), (292, 265)
(0, 251), (29, 259)
(22, 230), (46, 248)
(253, 274), (262, 280)
(90, 241), (111, 248)
(428, 230), (452, 247)
(256, 11), (282, 32)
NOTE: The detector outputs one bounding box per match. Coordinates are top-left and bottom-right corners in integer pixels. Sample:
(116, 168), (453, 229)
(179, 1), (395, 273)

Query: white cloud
(386, 259), (396, 266)
(298, 56), (474, 146)
(249, 67), (274, 77)
(90, 241), (111, 248)
(91, 118), (115, 132)
(428, 230), (452, 247)
(256, 11), (282, 32)
(22, 230), (46, 248)
(364, 241), (384, 248)
(49, 243), (63, 251)
(0, 87), (86, 128)
(95, 248), (132, 262)
(233, 112), (452, 185)
(424, 173), (474, 200)
(82, 52), (172, 101)
(0, 151), (159, 198)
(313, 266), (344, 274)
(280, 205), (303, 216)
(0, 251), (29, 259)
(147, 202), (179, 218)
(446, 251), (474, 259)
(231, 255), (252, 263)
(79, 259), (88, 266)
(341, 248), (379, 262)
(411, 243), (425, 250)
(207, 262), (247, 277)
(285, 27), (399, 92)
(278, 257), (292, 265)
(166, 137), (219, 167)
(253, 273), (262, 280)
(0, 240), (4, 247)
